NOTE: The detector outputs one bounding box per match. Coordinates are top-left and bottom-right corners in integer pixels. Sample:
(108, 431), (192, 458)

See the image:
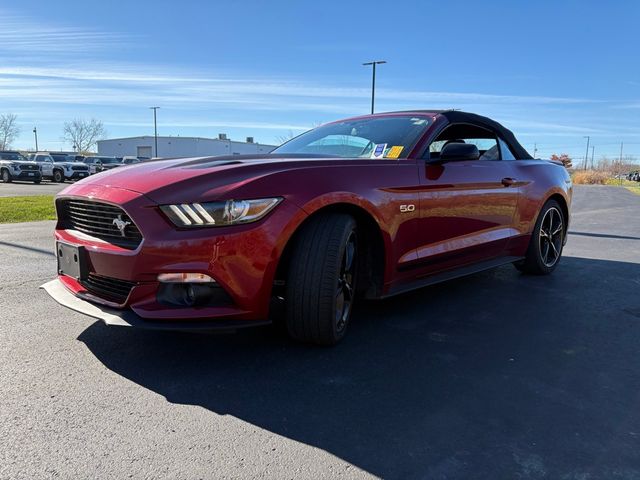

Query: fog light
(157, 281), (234, 308)
(157, 273), (215, 283)
(181, 284), (213, 307)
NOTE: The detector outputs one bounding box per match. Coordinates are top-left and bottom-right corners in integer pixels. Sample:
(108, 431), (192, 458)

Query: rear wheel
(285, 213), (358, 346)
(515, 200), (565, 275)
(53, 170), (64, 183)
(1, 169), (12, 183)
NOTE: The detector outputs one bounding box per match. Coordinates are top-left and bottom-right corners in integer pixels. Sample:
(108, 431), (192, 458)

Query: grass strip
(0, 195), (56, 223)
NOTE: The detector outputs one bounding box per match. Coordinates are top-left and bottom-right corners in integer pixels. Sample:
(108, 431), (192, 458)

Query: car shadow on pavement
(78, 256), (640, 479)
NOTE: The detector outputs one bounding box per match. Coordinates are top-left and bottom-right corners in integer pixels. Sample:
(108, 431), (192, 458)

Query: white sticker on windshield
(371, 143), (387, 159)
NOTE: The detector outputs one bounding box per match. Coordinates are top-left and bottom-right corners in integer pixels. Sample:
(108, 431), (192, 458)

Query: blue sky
(1, 0), (639, 162)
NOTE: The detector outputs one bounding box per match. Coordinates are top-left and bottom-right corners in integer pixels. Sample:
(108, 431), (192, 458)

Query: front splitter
(40, 279), (270, 332)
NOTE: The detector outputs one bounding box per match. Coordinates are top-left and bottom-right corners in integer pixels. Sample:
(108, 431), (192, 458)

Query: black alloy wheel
(515, 199), (565, 275)
(538, 206), (564, 268)
(335, 231), (356, 334)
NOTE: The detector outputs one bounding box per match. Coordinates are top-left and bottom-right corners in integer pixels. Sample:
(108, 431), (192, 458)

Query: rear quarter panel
(510, 159), (572, 249)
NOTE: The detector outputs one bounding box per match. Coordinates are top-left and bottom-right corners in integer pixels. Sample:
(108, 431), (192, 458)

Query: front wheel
(515, 200), (565, 275)
(53, 170), (64, 183)
(285, 213), (358, 346)
(1, 169), (12, 183)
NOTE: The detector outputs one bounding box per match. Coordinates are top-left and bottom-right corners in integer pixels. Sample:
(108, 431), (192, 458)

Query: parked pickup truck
(30, 152), (90, 183)
(0, 150), (42, 183)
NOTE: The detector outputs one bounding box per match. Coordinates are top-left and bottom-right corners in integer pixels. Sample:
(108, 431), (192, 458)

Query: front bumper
(41, 279), (270, 331)
(12, 170), (42, 181)
(65, 171), (89, 180)
(52, 183), (306, 325)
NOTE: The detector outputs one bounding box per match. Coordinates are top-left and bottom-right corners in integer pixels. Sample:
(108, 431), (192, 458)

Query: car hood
(8, 161), (39, 167)
(70, 154), (366, 203)
(56, 162), (88, 168)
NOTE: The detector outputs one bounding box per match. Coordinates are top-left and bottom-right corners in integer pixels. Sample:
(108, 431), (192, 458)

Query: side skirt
(380, 256), (524, 299)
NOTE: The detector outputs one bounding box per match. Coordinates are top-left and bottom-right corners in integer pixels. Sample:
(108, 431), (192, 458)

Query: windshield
(272, 116), (431, 159)
(0, 152), (28, 161)
(51, 155), (70, 162)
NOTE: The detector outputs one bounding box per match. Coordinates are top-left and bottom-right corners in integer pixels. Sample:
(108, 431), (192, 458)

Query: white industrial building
(97, 134), (276, 159)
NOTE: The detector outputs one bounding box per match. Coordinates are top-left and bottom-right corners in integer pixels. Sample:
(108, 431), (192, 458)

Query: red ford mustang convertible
(43, 110), (572, 345)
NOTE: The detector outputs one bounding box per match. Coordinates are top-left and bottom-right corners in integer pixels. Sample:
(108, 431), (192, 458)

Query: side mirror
(439, 143), (480, 162)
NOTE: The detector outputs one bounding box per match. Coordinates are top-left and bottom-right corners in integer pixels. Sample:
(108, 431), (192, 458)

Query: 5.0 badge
(399, 204), (416, 213)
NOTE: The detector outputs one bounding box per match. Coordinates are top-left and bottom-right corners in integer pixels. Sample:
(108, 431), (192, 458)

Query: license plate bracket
(57, 242), (89, 280)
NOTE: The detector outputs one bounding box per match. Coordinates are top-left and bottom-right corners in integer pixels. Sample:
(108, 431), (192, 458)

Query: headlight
(160, 198), (282, 227)
(9, 162), (20, 169)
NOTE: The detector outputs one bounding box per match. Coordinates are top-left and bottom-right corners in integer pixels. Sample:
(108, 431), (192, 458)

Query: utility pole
(362, 60), (386, 114)
(533, 143), (538, 158)
(619, 142), (624, 185)
(619, 141), (624, 164)
(33, 127), (38, 151)
(149, 107), (160, 157)
(583, 136), (590, 170)
(591, 146), (595, 169)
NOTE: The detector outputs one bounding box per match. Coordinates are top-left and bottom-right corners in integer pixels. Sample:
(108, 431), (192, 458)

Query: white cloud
(0, 10), (127, 54)
(1, 8), (638, 156)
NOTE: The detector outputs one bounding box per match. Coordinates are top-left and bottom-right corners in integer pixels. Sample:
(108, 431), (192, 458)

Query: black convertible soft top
(389, 110), (533, 160)
(439, 110), (532, 160)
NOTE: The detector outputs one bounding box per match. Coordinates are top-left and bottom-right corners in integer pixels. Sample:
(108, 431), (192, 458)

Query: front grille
(72, 165), (89, 171)
(21, 164), (39, 171)
(80, 273), (137, 304)
(58, 199), (143, 249)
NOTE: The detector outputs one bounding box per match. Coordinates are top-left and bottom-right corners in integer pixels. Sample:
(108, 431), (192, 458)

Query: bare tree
(276, 130), (296, 145)
(0, 113), (20, 150)
(62, 118), (106, 153)
(275, 123), (320, 146)
(550, 153), (572, 169)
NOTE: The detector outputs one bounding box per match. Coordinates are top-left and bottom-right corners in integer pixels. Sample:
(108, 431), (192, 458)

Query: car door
(36, 155), (53, 177)
(414, 124), (520, 274)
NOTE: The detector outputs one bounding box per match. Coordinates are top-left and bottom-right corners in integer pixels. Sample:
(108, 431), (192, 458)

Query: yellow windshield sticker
(386, 146), (404, 159)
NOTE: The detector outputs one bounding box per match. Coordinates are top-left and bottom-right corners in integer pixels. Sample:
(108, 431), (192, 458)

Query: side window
(35, 155), (44, 162)
(499, 138), (517, 161)
(427, 124), (499, 161)
(476, 141), (499, 161)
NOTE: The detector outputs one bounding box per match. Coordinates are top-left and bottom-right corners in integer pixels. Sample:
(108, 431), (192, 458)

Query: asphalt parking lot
(0, 181), (69, 197)
(1, 185), (639, 479)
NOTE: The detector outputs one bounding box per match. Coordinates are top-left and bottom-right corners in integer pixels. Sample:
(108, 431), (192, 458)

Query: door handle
(501, 177), (516, 187)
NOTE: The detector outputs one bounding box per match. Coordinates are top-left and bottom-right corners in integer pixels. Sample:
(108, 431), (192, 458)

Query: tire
(515, 199), (565, 275)
(1, 169), (12, 183)
(53, 170), (64, 183)
(285, 213), (358, 346)
(34, 179), (41, 184)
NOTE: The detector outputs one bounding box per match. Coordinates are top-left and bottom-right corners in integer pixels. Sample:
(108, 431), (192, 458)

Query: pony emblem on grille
(112, 215), (131, 237)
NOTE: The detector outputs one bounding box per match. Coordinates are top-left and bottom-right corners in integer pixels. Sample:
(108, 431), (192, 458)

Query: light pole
(591, 146), (595, 169)
(362, 60), (386, 114)
(619, 141), (624, 185)
(33, 127), (38, 151)
(150, 107), (160, 157)
(583, 136), (590, 170)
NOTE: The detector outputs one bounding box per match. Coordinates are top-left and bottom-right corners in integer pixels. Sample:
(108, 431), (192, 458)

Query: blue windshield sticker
(371, 143), (387, 159)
